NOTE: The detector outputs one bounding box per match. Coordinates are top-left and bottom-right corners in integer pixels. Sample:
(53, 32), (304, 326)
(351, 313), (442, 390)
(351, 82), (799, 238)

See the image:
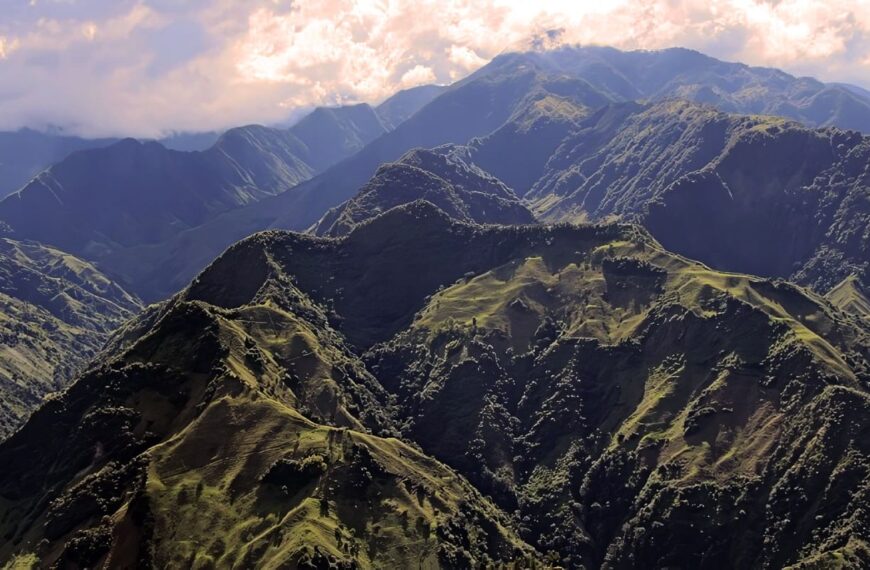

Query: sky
(1, 0), (870, 137)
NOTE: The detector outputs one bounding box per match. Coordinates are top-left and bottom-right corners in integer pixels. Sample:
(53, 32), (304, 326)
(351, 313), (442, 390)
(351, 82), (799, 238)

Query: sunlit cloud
(0, 0), (868, 137)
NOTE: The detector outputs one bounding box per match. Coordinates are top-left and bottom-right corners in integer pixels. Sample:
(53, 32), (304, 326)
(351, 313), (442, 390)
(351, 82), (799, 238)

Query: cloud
(0, 0), (869, 137)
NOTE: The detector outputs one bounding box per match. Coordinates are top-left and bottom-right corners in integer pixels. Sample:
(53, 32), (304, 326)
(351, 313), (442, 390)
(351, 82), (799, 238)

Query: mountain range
(0, 44), (869, 569)
(3, 46), (869, 304)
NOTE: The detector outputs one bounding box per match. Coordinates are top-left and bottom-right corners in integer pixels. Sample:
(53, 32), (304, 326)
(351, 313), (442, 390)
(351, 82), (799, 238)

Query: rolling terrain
(1, 202), (867, 567)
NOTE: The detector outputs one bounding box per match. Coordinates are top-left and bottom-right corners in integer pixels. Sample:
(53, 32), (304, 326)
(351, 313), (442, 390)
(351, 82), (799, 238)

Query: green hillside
(0, 238), (140, 439)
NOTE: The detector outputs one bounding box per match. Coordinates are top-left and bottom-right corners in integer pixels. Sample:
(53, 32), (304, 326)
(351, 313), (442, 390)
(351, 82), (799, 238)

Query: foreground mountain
(2, 202), (867, 568)
(0, 212), (540, 567)
(312, 147), (535, 236)
(0, 238), (140, 439)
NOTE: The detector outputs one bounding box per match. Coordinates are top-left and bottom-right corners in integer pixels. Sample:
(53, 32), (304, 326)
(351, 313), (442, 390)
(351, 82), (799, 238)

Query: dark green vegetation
(312, 147), (535, 236)
(0, 206), (543, 568)
(2, 203), (867, 567)
(0, 238), (140, 439)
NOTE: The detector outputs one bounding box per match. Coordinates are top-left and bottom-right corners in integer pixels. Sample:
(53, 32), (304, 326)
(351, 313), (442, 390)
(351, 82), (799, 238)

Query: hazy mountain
(531, 45), (870, 132)
(0, 129), (226, 200)
(156, 130), (222, 152)
(0, 103), (389, 271)
(5, 46), (870, 307)
(2, 202), (865, 567)
(312, 146), (535, 236)
(70, 46), (870, 306)
(0, 238), (140, 439)
(0, 129), (116, 199)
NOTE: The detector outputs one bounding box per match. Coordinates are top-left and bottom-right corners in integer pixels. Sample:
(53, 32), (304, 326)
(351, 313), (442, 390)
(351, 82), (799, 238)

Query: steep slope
(357, 208), (870, 568)
(0, 238), (141, 439)
(0, 104), (387, 265)
(284, 103), (388, 172)
(0, 230), (538, 568)
(463, 93), (591, 195)
(526, 100), (870, 292)
(312, 147), (535, 236)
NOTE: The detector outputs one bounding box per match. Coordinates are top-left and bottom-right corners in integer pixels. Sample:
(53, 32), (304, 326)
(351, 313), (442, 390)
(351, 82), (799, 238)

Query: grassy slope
(0, 238), (140, 439)
(826, 274), (870, 322)
(0, 241), (538, 567)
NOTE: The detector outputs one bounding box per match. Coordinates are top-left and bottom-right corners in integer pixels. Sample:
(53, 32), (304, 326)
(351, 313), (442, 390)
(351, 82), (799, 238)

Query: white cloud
(0, 0), (868, 137)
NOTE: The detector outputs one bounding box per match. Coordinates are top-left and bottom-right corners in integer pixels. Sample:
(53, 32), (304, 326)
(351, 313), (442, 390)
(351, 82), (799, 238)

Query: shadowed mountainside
(312, 146), (535, 237)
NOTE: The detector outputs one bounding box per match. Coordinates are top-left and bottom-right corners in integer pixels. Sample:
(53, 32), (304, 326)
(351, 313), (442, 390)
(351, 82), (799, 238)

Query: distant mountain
(0, 129), (116, 198)
(312, 147), (535, 236)
(0, 129), (227, 199)
(532, 45), (870, 132)
(2, 203), (866, 567)
(375, 84), (448, 129)
(156, 130), (222, 152)
(0, 103), (389, 273)
(0, 238), (140, 439)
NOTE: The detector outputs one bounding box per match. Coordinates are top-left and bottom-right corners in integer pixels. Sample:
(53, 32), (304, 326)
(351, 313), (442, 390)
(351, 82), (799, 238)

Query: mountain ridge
(2, 204), (867, 567)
